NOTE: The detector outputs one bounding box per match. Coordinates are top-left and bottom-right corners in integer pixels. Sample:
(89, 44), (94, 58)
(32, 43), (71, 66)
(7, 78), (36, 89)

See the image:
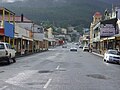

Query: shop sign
(100, 24), (115, 37)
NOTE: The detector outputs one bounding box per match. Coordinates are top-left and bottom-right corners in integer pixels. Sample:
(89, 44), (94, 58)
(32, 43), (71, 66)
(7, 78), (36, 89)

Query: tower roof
(94, 12), (102, 17)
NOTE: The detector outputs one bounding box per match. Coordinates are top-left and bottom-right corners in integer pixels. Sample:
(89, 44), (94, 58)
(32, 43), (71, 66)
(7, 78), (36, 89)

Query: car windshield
(108, 50), (118, 55)
(0, 44), (5, 49)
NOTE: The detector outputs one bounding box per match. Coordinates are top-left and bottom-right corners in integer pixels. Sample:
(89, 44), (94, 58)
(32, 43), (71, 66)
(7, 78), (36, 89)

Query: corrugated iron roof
(94, 12), (102, 17)
(0, 16), (33, 23)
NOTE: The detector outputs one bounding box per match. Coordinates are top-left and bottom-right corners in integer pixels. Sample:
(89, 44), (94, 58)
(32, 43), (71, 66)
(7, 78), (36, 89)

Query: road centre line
(43, 79), (52, 89)
(0, 86), (8, 90)
(56, 65), (60, 70)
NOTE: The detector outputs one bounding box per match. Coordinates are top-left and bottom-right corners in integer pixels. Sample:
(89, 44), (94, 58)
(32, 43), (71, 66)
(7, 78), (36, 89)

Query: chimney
(21, 14), (24, 22)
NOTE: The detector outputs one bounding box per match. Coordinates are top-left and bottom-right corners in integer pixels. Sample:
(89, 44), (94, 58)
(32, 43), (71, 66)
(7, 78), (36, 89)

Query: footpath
(16, 50), (48, 58)
(16, 46), (59, 58)
(92, 52), (104, 58)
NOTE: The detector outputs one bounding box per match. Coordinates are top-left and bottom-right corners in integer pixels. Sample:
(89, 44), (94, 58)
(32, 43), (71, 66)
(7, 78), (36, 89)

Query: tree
(74, 25), (84, 35)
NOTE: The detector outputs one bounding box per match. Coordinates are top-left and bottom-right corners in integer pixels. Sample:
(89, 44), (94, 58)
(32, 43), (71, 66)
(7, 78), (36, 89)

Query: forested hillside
(0, 0), (119, 27)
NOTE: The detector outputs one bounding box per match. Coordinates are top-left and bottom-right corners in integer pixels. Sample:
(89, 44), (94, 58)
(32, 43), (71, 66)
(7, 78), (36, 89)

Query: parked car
(79, 45), (83, 48)
(74, 43), (79, 46)
(70, 47), (77, 51)
(0, 42), (16, 64)
(103, 50), (120, 64)
(83, 46), (89, 52)
(62, 45), (67, 48)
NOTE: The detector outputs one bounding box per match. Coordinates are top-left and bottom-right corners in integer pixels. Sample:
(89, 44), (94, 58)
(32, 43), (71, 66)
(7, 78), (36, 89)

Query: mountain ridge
(0, 0), (119, 27)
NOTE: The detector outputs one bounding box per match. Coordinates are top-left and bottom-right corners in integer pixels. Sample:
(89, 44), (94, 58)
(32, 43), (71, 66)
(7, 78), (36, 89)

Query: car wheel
(12, 57), (16, 63)
(103, 59), (106, 62)
(106, 60), (109, 63)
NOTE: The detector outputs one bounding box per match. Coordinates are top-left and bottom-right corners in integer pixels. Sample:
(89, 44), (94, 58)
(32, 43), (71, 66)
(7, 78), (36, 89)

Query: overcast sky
(0, 0), (61, 3)
(1, 0), (25, 3)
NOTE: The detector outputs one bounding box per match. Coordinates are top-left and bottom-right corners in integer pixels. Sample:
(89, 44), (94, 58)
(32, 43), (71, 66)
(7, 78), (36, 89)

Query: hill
(0, 0), (120, 28)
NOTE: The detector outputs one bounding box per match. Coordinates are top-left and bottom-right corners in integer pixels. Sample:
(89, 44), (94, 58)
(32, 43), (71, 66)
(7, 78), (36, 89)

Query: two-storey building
(0, 7), (15, 47)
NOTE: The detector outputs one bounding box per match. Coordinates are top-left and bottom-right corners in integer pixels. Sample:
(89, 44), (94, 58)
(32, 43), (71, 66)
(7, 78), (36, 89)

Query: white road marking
(5, 70), (38, 85)
(0, 86), (8, 90)
(56, 65), (60, 70)
(43, 79), (52, 89)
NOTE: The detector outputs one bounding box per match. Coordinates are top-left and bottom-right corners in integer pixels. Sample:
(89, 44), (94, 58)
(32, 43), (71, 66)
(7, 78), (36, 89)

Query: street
(0, 45), (120, 90)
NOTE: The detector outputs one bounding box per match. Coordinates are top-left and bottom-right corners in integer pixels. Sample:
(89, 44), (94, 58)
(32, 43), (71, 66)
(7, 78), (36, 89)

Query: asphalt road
(0, 44), (120, 90)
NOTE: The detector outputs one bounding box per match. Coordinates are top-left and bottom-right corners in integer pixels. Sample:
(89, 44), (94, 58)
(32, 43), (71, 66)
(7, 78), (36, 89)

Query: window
(108, 50), (117, 55)
(0, 44), (5, 49)
(6, 44), (12, 49)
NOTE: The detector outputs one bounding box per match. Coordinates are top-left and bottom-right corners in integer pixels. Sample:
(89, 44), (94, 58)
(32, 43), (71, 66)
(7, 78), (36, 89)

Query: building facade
(90, 7), (120, 54)
(0, 7), (15, 47)
(90, 12), (102, 52)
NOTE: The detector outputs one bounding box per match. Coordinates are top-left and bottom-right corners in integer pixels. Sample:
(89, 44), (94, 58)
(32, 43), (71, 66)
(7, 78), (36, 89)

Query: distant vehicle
(83, 46), (89, 52)
(103, 50), (120, 64)
(59, 40), (64, 45)
(62, 45), (67, 48)
(0, 42), (16, 64)
(70, 47), (77, 51)
(75, 43), (79, 46)
(79, 45), (83, 48)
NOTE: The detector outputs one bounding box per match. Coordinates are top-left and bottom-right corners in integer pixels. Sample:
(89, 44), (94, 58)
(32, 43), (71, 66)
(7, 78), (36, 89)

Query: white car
(103, 50), (120, 64)
(83, 46), (89, 52)
(0, 42), (16, 64)
(70, 47), (77, 51)
(79, 45), (83, 48)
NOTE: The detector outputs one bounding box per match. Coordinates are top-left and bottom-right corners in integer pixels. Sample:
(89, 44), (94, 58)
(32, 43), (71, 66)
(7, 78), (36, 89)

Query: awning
(100, 38), (108, 42)
(43, 38), (56, 42)
(108, 36), (115, 40)
(43, 38), (49, 41)
(14, 34), (22, 38)
(100, 36), (115, 42)
(22, 36), (33, 41)
(114, 34), (120, 37)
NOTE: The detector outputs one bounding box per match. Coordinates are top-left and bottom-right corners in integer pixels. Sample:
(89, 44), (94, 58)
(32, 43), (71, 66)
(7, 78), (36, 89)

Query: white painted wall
(33, 24), (44, 41)
(15, 24), (29, 38)
(47, 28), (54, 39)
(117, 20), (120, 34)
